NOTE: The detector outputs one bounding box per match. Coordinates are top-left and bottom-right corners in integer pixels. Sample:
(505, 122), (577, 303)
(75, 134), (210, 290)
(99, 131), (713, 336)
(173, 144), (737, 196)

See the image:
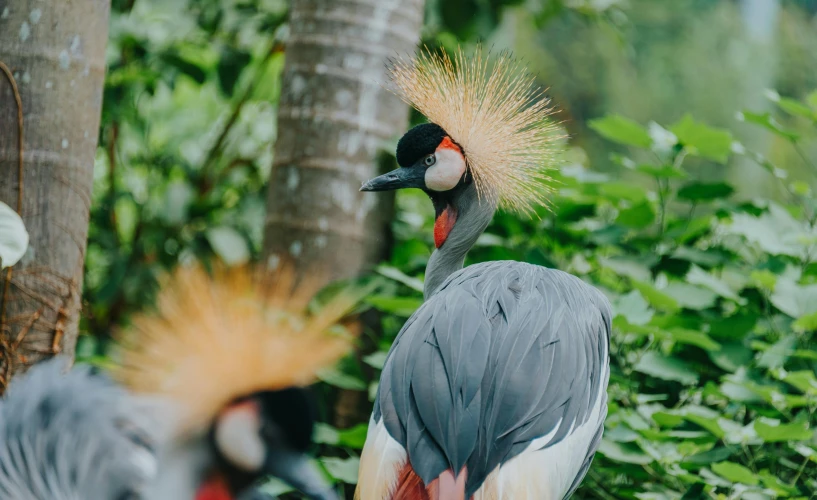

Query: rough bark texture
(263, 0), (425, 280)
(0, 0), (110, 389)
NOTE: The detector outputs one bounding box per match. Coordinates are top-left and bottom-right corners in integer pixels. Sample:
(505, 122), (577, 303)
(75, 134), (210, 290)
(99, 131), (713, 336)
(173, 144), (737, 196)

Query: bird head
(115, 264), (365, 500)
(202, 388), (334, 500)
(361, 46), (563, 217)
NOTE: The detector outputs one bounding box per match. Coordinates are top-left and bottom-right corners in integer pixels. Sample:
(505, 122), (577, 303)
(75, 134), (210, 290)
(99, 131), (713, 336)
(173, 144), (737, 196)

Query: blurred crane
(356, 47), (612, 499)
(115, 264), (364, 500)
(0, 357), (163, 500)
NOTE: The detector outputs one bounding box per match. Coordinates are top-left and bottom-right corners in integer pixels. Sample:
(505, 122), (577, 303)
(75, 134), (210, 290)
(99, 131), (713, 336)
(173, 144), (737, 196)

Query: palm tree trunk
(0, 0), (110, 389)
(262, 0), (425, 430)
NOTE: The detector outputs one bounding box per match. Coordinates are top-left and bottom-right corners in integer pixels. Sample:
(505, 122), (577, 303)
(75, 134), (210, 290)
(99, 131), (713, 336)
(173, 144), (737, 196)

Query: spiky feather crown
(114, 264), (361, 437)
(387, 45), (563, 214)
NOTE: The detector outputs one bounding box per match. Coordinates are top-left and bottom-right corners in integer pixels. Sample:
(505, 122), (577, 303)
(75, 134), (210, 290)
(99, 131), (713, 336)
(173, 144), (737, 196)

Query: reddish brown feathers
(391, 464), (469, 500)
(391, 464), (428, 500)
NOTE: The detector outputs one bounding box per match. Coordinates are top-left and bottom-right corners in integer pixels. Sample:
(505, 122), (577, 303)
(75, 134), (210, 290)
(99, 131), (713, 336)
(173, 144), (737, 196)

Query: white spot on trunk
(290, 74), (306, 98)
(287, 168), (300, 191)
(82, 64), (90, 76)
(289, 241), (302, 257)
(70, 35), (81, 55)
(45, 80), (53, 89)
(314, 235), (327, 248)
(21, 72), (30, 84)
(84, 131), (89, 138)
(335, 89), (353, 109)
(317, 217), (329, 231)
(58, 50), (70, 69)
(267, 254), (281, 270)
(29, 8), (41, 24)
(19, 21), (30, 42)
(1, 8), (9, 20)
(61, 139), (69, 149)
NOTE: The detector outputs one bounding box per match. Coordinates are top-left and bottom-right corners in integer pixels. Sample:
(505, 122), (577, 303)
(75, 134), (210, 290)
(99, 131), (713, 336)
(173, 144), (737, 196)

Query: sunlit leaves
(670, 114), (733, 163)
(634, 352), (699, 385)
(589, 114), (652, 148)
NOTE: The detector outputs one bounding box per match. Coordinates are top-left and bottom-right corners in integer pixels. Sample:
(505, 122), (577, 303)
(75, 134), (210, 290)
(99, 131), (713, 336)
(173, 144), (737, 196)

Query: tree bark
(263, 0), (425, 280)
(263, 0), (426, 432)
(0, 0), (110, 389)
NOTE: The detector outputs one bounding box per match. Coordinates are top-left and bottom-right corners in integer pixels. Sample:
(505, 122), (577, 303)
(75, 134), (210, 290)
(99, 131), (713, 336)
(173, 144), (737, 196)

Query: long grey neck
(424, 183), (497, 300)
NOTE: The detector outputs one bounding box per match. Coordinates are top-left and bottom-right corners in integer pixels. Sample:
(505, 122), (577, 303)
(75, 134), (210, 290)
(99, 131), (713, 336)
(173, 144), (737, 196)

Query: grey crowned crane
(355, 47), (611, 499)
(0, 357), (163, 500)
(114, 264), (362, 500)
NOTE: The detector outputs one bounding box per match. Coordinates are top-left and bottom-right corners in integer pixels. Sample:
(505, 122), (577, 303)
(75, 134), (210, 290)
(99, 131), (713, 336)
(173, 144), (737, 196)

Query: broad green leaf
(686, 265), (746, 305)
(317, 367), (366, 390)
(321, 456), (360, 484)
(335, 424), (369, 449)
(636, 164), (687, 179)
(710, 461), (758, 485)
(0, 201), (28, 269)
(614, 290), (653, 325)
(665, 328), (720, 351)
(758, 470), (801, 496)
(774, 95), (817, 122)
(597, 439), (653, 464)
(662, 282), (717, 310)
(589, 114), (652, 148)
(616, 201), (656, 229)
(205, 226), (250, 266)
(366, 296), (423, 317)
(647, 121), (678, 153)
(376, 265), (424, 293)
(600, 182), (648, 202)
(754, 418), (814, 442)
(708, 342), (753, 372)
(313, 423), (340, 445)
(631, 281), (680, 313)
(770, 279), (817, 319)
(363, 351), (389, 370)
(114, 197), (138, 244)
(723, 203), (814, 258)
(757, 335), (796, 370)
(634, 352), (699, 385)
(738, 110), (799, 141)
(676, 182), (734, 202)
(793, 310), (817, 333)
(670, 114), (733, 163)
(781, 370), (817, 395)
(683, 447), (734, 465)
(807, 89), (817, 109)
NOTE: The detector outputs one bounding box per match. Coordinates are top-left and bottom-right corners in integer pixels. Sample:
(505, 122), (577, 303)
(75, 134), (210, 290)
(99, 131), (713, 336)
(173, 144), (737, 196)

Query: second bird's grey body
(373, 260), (611, 497)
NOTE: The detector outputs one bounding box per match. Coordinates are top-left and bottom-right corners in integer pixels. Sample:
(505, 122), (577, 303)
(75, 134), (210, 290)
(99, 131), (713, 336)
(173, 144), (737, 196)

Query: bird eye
(423, 155), (436, 167)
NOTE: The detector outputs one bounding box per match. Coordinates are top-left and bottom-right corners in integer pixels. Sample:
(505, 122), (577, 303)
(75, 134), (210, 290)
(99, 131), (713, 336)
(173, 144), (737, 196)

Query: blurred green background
(80, 0), (817, 498)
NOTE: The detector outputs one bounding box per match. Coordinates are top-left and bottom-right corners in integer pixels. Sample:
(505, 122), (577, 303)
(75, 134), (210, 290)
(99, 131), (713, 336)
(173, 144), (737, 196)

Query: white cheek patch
(425, 148), (466, 192)
(215, 405), (265, 472)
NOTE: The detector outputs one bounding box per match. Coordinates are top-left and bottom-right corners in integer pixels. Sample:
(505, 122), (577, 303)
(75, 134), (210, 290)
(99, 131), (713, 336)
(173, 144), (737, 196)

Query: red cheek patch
(437, 136), (462, 153)
(434, 205), (458, 248)
(195, 475), (233, 500)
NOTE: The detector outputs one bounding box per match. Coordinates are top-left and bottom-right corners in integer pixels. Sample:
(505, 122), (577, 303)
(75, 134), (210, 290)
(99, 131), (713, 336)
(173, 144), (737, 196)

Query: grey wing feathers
(0, 358), (165, 500)
(374, 261), (611, 497)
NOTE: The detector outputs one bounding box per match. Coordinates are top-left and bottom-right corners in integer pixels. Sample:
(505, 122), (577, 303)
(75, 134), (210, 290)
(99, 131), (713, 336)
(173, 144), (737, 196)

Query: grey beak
(263, 450), (338, 500)
(360, 166), (425, 192)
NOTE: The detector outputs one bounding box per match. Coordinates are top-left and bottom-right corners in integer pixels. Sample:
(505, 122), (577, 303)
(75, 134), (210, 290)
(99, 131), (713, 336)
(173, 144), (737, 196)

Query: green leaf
(317, 367), (366, 390)
(710, 461), (758, 485)
(665, 328), (720, 351)
(770, 279), (817, 319)
(597, 439), (654, 464)
(634, 352), (699, 385)
(670, 114), (733, 163)
(686, 265), (746, 305)
(366, 296), (423, 317)
(676, 182), (734, 202)
(205, 226), (250, 266)
(363, 351), (389, 370)
(793, 310), (817, 333)
(600, 182), (648, 202)
(773, 94), (817, 122)
(589, 114), (652, 148)
(376, 265), (424, 293)
(662, 282), (717, 310)
(321, 456), (360, 484)
(757, 335), (796, 370)
(807, 89), (817, 110)
(631, 281), (680, 313)
(754, 418), (814, 443)
(335, 423), (369, 449)
(614, 290), (653, 325)
(0, 201), (28, 269)
(616, 201), (656, 229)
(739, 110), (800, 141)
(636, 164), (687, 179)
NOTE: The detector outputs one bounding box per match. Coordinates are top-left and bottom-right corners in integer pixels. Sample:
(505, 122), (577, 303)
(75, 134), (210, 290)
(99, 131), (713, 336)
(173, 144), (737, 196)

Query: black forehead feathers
(255, 387), (316, 451)
(396, 122), (447, 167)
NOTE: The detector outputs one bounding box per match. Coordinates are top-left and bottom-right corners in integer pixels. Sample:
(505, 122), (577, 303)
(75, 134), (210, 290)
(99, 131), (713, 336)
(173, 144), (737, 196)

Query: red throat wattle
(195, 474), (234, 500)
(433, 205), (457, 248)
